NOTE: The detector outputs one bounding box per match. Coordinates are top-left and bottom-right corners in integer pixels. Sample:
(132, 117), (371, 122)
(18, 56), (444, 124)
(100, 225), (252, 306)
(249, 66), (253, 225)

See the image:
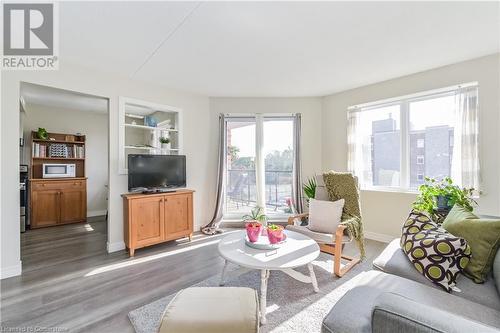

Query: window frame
(348, 83), (478, 193)
(222, 114), (296, 221)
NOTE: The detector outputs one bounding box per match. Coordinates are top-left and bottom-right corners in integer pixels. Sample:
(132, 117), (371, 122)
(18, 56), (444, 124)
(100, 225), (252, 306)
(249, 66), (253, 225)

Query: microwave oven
(42, 163), (76, 178)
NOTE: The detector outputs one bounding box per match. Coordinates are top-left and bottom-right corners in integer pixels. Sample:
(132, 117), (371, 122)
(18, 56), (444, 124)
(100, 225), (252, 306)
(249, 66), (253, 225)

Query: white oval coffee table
(218, 230), (320, 324)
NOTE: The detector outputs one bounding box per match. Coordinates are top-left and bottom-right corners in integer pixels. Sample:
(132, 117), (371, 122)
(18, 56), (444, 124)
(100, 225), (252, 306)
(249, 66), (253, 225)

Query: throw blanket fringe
(341, 216), (366, 259)
(323, 171), (366, 259)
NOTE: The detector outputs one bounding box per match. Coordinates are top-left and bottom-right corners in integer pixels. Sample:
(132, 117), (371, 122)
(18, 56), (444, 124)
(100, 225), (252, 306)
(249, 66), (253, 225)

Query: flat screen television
(128, 154), (186, 192)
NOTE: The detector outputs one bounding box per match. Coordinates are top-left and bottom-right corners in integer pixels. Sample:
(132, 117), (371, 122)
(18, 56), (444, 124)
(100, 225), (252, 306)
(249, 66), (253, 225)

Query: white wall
(1, 62), (213, 278)
(322, 54), (500, 239)
(209, 97), (324, 186)
(22, 104), (109, 216)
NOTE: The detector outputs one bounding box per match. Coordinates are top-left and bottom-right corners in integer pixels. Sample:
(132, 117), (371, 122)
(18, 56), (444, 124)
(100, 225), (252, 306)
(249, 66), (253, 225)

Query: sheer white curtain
(451, 87), (480, 191)
(347, 110), (364, 179)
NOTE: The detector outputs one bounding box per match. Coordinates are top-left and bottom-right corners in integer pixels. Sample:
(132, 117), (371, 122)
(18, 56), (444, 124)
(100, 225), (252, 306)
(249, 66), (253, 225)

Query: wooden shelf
(124, 123), (178, 132)
(30, 177), (88, 181)
(31, 131), (86, 179)
(32, 157), (85, 160)
(32, 138), (85, 144)
(124, 145), (155, 150)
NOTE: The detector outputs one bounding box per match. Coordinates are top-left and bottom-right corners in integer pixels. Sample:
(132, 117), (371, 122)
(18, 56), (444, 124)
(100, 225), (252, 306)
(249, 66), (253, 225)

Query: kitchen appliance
(128, 154), (186, 192)
(42, 163), (76, 178)
(20, 164), (29, 232)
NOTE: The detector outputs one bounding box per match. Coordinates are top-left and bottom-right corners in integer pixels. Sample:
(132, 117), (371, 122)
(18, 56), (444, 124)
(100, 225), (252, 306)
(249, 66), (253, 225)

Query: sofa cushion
(494, 248), (500, 295)
(400, 209), (471, 291)
(443, 204), (500, 283)
(373, 239), (500, 311)
(285, 224), (350, 244)
(308, 198), (344, 234)
(322, 271), (500, 333)
(371, 292), (500, 333)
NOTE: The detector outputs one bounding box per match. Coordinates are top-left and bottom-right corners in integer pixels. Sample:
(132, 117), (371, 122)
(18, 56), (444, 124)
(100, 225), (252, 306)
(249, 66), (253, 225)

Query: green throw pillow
(442, 205), (500, 283)
(401, 209), (471, 292)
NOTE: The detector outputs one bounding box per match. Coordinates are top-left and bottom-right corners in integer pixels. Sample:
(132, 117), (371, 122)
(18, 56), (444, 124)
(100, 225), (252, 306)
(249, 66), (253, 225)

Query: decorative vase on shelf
(161, 143), (171, 151)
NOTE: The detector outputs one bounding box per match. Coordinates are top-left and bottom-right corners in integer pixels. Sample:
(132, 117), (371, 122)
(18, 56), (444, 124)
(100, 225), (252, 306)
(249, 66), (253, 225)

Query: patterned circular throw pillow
(400, 209), (471, 292)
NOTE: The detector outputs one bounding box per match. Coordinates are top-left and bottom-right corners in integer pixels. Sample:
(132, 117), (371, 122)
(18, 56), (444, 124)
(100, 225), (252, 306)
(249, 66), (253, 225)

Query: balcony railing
(225, 169), (293, 214)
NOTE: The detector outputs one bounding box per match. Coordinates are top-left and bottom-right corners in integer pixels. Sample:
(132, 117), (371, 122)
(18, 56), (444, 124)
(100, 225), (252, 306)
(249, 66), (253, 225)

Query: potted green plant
(159, 137), (171, 150)
(37, 127), (48, 140)
(243, 207), (268, 234)
(303, 177), (317, 205)
(413, 176), (477, 216)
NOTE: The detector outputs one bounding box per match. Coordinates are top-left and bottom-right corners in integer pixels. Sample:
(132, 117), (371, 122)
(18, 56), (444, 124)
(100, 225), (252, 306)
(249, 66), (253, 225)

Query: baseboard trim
(1, 261), (22, 279)
(364, 231), (395, 243)
(88, 210), (107, 217)
(107, 241), (126, 253)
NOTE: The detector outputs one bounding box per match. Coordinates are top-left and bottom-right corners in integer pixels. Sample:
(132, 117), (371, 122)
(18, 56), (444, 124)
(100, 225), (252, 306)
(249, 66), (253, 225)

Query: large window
(224, 116), (295, 218)
(348, 83), (479, 192)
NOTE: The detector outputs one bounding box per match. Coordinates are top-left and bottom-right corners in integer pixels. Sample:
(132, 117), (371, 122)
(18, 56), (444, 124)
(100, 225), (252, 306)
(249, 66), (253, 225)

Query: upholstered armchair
(286, 174), (361, 277)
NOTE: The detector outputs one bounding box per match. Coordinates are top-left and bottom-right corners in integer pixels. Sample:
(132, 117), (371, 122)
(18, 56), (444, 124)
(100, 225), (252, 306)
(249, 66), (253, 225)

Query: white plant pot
(161, 143), (171, 151)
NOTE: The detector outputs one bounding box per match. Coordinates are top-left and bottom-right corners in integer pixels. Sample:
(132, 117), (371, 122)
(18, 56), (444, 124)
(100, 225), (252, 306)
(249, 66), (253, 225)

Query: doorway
(19, 82), (110, 272)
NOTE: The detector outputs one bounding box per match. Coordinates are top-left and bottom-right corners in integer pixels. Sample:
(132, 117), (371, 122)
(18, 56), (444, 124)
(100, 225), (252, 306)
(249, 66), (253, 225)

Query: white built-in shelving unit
(119, 97), (183, 174)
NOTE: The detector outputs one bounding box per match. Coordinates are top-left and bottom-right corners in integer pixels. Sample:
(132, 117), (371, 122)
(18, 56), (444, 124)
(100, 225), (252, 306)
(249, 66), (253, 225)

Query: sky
(230, 120), (293, 157)
(357, 94), (456, 136)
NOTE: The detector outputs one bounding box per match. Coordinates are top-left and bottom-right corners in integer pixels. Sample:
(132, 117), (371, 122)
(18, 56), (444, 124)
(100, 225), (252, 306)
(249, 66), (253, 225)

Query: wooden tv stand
(122, 189), (194, 257)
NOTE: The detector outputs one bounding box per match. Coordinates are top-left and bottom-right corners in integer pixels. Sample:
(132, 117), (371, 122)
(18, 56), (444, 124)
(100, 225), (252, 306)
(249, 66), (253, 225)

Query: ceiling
(21, 83), (109, 113)
(59, 1), (500, 97)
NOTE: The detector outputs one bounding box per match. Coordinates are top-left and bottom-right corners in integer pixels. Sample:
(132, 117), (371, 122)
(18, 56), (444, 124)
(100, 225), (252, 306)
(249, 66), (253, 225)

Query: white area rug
(128, 253), (373, 333)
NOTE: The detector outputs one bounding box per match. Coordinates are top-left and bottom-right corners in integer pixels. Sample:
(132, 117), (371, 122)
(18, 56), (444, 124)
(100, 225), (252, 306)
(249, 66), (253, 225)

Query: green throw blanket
(323, 171), (366, 259)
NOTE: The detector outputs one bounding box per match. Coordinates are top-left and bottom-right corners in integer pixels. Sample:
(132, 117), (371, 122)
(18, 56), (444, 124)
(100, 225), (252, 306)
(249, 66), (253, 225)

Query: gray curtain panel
(292, 113), (304, 214)
(201, 114), (227, 235)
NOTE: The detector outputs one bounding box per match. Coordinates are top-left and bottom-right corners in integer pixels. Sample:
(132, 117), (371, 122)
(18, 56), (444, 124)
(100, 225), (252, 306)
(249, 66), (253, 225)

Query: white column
(255, 114), (266, 211)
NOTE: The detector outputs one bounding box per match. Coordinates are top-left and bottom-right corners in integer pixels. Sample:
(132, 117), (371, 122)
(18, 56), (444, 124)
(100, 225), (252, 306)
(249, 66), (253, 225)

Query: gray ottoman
(159, 287), (259, 333)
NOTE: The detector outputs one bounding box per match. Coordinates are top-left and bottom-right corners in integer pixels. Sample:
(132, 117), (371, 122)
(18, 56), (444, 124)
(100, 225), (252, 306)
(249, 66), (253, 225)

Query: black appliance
(128, 155), (186, 193)
(20, 164), (29, 232)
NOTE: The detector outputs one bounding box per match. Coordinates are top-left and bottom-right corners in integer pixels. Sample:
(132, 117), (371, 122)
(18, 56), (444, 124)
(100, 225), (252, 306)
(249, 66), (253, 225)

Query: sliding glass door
(224, 116), (295, 219)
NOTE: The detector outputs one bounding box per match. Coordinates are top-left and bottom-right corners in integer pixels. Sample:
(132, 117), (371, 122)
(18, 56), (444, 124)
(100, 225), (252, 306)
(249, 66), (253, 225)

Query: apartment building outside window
(347, 83), (479, 192)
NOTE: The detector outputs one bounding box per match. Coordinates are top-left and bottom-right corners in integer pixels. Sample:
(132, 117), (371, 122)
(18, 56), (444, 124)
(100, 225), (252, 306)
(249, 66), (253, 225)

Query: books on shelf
(32, 142), (85, 158)
(72, 145), (85, 158)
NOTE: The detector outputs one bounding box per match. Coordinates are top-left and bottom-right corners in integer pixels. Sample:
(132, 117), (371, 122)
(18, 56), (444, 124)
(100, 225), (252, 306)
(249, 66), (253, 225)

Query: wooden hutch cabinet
(122, 190), (194, 256)
(29, 131), (87, 228)
(31, 179), (87, 227)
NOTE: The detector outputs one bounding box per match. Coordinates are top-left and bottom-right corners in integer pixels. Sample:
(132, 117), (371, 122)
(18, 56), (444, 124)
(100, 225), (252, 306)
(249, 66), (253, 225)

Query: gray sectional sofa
(322, 239), (500, 333)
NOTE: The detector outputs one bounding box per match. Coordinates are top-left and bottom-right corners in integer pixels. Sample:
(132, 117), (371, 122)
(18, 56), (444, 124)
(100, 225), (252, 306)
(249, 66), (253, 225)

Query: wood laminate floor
(1, 218), (386, 332)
